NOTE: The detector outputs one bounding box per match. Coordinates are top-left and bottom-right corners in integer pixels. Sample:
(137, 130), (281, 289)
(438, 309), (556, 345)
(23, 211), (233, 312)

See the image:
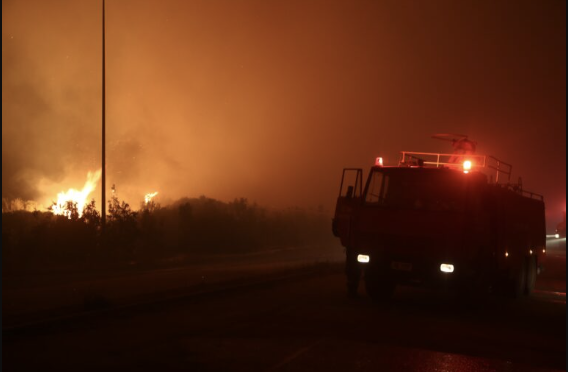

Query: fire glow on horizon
(48, 171), (160, 216)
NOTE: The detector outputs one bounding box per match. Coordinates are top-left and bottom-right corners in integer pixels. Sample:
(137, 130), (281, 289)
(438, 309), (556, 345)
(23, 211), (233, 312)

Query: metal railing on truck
(398, 151), (543, 201)
(399, 151), (512, 183)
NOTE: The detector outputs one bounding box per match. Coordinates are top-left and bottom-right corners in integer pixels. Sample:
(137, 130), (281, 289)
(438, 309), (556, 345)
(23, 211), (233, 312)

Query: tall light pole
(101, 0), (106, 229)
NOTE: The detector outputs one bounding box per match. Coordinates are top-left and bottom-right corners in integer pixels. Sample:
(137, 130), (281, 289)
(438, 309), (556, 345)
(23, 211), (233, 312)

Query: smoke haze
(2, 0), (566, 229)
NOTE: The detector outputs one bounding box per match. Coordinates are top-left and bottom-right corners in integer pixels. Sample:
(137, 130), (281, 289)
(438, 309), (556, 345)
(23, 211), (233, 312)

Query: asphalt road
(3, 245), (343, 326)
(3, 241), (565, 372)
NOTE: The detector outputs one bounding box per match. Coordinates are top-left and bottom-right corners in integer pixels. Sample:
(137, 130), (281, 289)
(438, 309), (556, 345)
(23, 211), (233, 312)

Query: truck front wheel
(345, 249), (361, 297)
(364, 266), (395, 301)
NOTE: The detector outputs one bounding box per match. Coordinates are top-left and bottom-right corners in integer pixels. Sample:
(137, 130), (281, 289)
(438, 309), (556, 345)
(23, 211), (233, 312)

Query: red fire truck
(332, 150), (546, 299)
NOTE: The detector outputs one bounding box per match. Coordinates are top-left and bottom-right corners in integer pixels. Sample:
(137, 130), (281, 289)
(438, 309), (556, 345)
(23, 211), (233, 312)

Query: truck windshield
(365, 170), (467, 211)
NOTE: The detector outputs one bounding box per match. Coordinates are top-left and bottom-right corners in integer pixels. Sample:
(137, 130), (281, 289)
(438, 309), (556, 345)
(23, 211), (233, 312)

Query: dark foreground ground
(3, 240), (565, 372)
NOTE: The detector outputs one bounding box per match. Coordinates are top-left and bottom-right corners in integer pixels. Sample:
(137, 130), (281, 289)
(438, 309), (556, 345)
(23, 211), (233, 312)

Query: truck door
(333, 169), (362, 246)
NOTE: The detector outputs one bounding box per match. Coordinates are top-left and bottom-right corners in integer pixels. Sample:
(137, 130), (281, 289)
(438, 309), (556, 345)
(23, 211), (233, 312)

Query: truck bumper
(357, 255), (475, 290)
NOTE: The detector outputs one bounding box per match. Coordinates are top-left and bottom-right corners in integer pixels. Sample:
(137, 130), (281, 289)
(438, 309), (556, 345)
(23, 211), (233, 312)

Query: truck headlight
(440, 263), (454, 273)
(357, 254), (370, 263)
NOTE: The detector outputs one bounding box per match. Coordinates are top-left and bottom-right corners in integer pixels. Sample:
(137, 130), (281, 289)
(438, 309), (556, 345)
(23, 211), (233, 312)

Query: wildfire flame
(51, 169), (102, 218)
(145, 192), (158, 204)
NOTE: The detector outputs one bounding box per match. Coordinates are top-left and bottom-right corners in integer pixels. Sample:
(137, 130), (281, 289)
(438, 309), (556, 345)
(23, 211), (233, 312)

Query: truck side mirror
(345, 186), (354, 198)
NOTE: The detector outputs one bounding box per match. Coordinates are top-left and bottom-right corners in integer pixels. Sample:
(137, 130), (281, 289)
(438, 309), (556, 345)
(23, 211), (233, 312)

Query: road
(3, 240), (565, 372)
(3, 245), (343, 326)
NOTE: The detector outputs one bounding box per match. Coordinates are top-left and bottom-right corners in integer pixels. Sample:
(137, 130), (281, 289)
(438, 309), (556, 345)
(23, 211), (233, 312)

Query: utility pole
(101, 0), (106, 229)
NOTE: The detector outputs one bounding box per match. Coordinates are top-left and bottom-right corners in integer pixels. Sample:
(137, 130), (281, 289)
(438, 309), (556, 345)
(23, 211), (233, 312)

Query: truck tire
(463, 269), (492, 300)
(345, 249), (361, 297)
(364, 267), (395, 301)
(508, 256), (527, 298)
(525, 256), (537, 296)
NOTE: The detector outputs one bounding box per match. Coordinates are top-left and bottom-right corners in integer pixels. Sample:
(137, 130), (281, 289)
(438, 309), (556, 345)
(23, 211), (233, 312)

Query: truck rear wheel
(525, 256), (537, 296)
(507, 257), (527, 298)
(364, 267), (395, 301)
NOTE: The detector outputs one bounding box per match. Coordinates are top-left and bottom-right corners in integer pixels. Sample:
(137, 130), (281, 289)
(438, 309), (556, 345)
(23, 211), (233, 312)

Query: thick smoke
(2, 0), (566, 230)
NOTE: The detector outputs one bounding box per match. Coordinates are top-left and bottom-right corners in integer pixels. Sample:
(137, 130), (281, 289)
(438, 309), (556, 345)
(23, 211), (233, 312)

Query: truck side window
(365, 171), (389, 204)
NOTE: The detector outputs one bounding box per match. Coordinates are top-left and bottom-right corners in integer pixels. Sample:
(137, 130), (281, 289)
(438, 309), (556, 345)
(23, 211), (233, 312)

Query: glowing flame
(145, 192), (158, 204)
(51, 169), (101, 218)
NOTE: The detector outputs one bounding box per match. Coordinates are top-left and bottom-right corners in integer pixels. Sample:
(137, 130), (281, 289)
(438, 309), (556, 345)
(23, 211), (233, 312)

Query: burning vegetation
(144, 192), (158, 205)
(50, 170), (102, 218)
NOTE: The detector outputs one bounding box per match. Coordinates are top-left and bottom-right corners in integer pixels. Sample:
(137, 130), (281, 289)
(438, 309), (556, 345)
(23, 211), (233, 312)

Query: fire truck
(332, 145), (546, 299)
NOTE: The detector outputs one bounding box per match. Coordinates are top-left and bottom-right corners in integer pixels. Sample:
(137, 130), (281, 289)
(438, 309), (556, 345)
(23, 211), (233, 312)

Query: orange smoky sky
(2, 0), (566, 229)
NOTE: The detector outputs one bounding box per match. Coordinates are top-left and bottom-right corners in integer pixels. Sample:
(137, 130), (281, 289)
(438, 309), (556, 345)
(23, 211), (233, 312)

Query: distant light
(529, 249), (533, 255)
(440, 264), (454, 273)
(505, 252), (509, 258)
(555, 234), (560, 239)
(543, 249), (546, 254)
(375, 157), (384, 167)
(357, 254), (370, 263)
(463, 160), (472, 173)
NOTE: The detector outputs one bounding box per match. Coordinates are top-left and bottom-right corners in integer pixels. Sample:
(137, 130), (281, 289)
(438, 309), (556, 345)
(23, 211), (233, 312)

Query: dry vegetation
(2, 196), (335, 274)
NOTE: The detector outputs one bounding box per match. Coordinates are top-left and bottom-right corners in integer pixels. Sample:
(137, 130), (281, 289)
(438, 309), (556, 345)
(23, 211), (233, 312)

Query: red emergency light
(463, 160), (472, 173)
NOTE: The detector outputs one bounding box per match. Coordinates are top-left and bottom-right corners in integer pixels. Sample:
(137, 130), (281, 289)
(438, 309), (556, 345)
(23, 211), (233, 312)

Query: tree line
(2, 196), (335, 273)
